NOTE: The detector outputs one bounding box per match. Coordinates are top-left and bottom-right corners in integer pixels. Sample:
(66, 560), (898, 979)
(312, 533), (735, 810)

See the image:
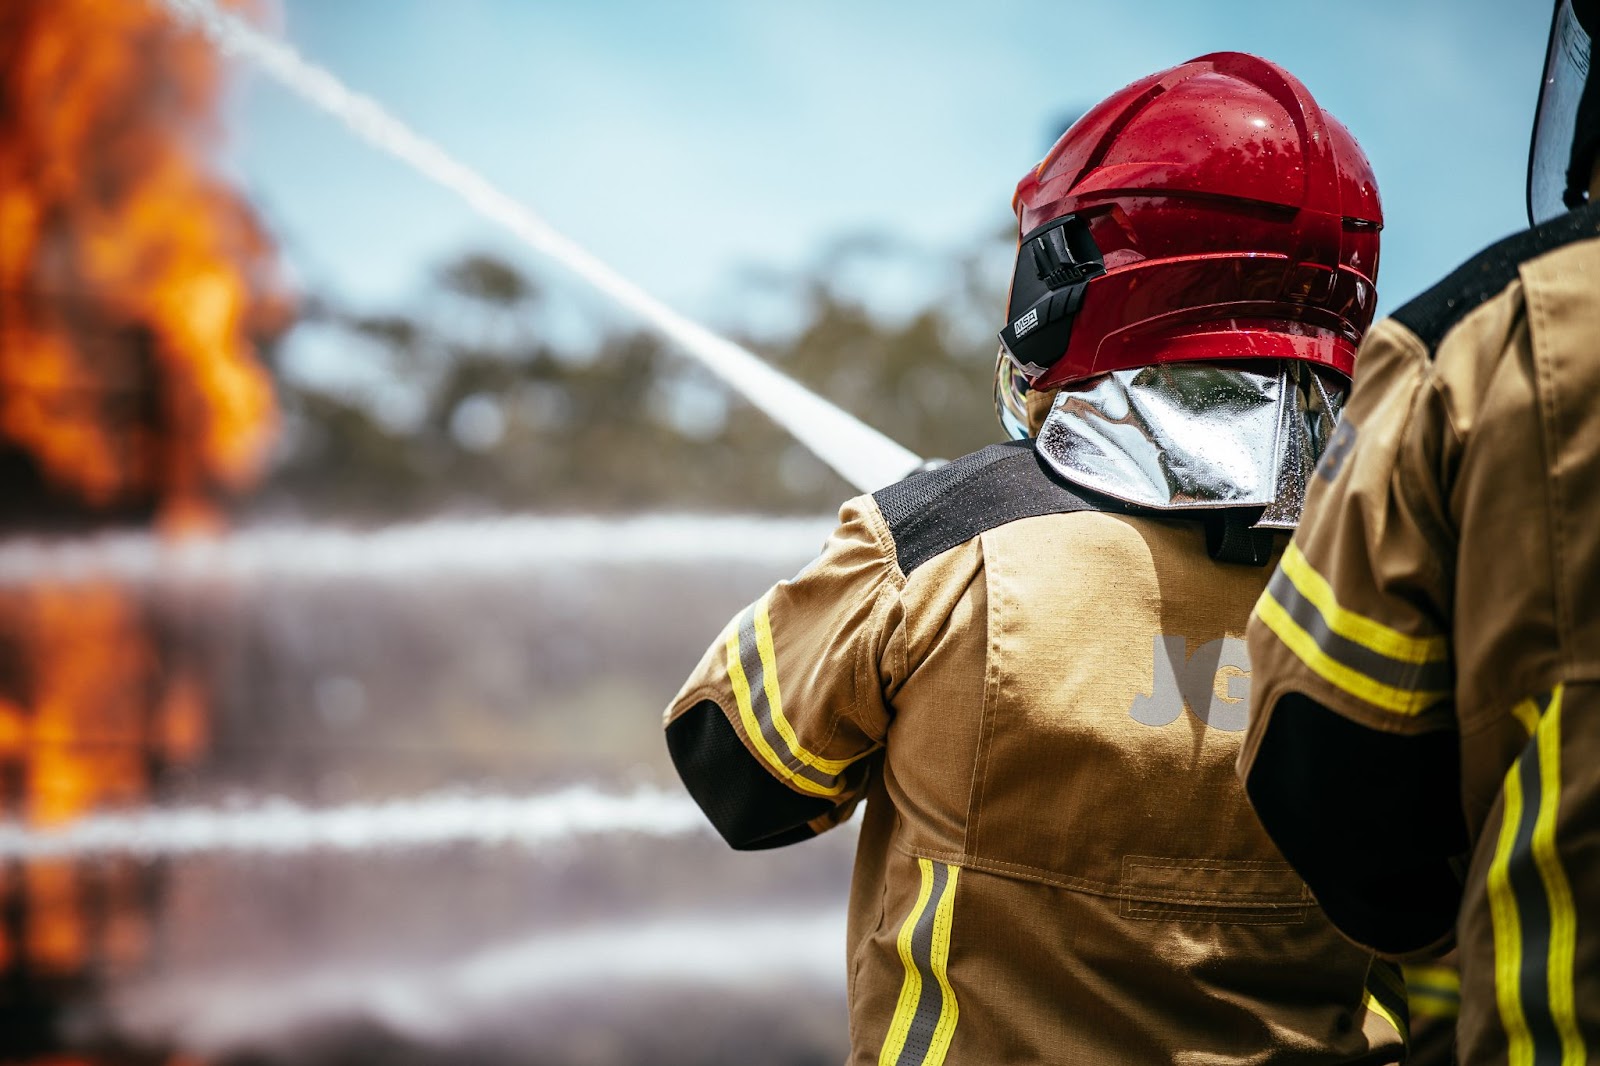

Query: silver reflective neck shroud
(1035, 361), (1344, 529)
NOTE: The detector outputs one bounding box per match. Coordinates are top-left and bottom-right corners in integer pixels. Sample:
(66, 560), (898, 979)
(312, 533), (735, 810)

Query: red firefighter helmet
(997, 52), (1382, 430)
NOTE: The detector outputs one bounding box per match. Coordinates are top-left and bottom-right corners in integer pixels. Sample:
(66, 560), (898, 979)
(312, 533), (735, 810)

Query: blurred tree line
(253, 229), (1015, 517)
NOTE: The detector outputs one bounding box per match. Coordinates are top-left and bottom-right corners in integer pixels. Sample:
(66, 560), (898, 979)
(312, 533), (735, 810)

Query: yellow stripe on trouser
(1530, 690), (1585, 1065)
(1487, 686), (1588, 1066)
(1488, 749), (1533, 1066)
(880, 862), (935, 1066)
(880, 859), (960, 1066)
(925, 865), (961, 1064)
(724, 628), (841, 797)
(752, 594), (854, 775)
(1511, 697), (1542, 737)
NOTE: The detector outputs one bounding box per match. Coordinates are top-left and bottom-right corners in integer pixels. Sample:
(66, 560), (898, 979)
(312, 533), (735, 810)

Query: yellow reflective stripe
(724, 629), (841, 798)
(1253, 591), (1448, 716)
(1363, 988), (1406, 1043)
(1404, 963), (1461, 992)
(752, 594), (856, 776)
(1370, 958), (1408, 1004)
(1278, 545), (1448, 664)
(923, 865), (960, 1066)
(1511, 697), (1542, 737)
(1363, 961), (1410, 1046)
(1488, 754), (1534, 1066)
(879, 860), (936, 1066)
(1404, 963), (1461, 1018)
(1531, 689), (1586, 1066)
(1408, 988), (1462, 1017)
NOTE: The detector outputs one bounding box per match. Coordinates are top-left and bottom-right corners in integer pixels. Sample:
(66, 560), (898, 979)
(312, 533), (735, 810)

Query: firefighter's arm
(664, 496), (897, 851)
(1240, 319), (1469, 958)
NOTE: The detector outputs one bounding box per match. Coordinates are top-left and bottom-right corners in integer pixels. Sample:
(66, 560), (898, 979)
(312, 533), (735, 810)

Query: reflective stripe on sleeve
(1487, 687), (1587, 1066)
(1363, 959), (1411, 1048)
(1253, 544), (1451, 716)
(723, 592), (866, 797)
(1403, 963), (1462, 1019)
(880, 859), (960, 1066)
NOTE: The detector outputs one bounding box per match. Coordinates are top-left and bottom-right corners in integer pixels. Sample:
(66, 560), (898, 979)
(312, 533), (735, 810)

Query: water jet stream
(115, 908), (847, 1052)
(0, 785), (709, 860)
(154, 0), (924, 494)
(0, 513), (833, 586)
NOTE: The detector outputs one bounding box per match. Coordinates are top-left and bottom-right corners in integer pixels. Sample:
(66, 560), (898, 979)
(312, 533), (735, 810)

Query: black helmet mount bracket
(998, 215), (1105, 381)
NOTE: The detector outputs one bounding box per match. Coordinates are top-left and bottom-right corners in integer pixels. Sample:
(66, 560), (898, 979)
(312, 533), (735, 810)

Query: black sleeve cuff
(1244, 693), (1468, 956)
(666, 699), (836, 851)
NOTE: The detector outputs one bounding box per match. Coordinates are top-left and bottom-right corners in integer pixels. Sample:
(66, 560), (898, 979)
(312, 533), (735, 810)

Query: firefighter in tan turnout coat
(1239, 3), (1600, 1065)
(667, 54), (1409, 1065)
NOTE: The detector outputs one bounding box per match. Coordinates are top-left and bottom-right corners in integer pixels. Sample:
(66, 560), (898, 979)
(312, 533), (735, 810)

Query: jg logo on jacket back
(1130, 636), (1250, 733)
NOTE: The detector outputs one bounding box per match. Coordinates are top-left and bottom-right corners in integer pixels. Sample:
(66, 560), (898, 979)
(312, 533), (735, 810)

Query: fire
(0, 0), (288, 521)
(0, 0), (287, 1059)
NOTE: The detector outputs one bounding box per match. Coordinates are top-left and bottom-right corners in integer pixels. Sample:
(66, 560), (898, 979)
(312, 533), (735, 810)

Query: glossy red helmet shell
(1008, 51), (1382, 390)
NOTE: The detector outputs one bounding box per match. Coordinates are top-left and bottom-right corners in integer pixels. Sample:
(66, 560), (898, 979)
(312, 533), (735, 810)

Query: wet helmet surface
(997, 51), (1382, 437)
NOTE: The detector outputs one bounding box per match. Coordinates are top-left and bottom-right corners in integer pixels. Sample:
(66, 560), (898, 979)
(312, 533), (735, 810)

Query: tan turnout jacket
(666, 441), (1405, 1065)
(1241, 205), (1600, 1066)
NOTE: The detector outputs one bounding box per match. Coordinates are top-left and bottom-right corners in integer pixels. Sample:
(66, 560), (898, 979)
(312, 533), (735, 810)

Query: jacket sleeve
(1240, 317), (1470, 958)
(664, 495), (899, 850)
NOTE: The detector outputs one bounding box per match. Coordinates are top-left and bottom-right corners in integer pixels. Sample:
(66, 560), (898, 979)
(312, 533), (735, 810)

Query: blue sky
(228, 0), (1546, 337)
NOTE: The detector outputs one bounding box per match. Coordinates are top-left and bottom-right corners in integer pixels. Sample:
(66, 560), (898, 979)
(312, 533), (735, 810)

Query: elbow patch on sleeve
(1245, 693), (1468, 956)
(666, 699), (834, 851)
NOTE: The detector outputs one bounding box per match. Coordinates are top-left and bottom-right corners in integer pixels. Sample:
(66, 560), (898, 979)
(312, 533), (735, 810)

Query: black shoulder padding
(665, 699), (832, 851)
(873, 439), (1280, 570)
(872, 440), (1130, 575)
(1391, 201), (1600, 354)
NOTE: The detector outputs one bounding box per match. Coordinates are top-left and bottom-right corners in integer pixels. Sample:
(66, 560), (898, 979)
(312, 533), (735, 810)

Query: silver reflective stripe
(1264, 567), (1451, 694)
(896, 860), (951, 1066)
(882, 859), (960, 1066)
(734, 605), (842, 792)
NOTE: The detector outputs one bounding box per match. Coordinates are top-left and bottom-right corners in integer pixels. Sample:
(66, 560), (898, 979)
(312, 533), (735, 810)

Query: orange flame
(0, 2), (286, 1060)
(0, 0), (289, 521)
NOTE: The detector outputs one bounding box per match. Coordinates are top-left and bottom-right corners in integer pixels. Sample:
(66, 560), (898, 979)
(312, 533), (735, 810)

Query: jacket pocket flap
(1120, 855), (1309, 906)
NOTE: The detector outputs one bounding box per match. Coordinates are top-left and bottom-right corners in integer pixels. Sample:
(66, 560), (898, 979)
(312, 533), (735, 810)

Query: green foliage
(258, 232), (1012, 517)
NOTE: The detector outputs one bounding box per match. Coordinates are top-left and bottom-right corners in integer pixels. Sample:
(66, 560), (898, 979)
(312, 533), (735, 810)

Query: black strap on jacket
(1203, 509), (1278, 567)
(873, 440), (1278, 572)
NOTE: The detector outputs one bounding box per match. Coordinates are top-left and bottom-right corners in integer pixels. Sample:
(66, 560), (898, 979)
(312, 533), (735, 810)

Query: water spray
(0, 785), (709, 860)
(155, 0), (924, 494)
(115, 908), (848, 1052)
(0, 513), (834, 586)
